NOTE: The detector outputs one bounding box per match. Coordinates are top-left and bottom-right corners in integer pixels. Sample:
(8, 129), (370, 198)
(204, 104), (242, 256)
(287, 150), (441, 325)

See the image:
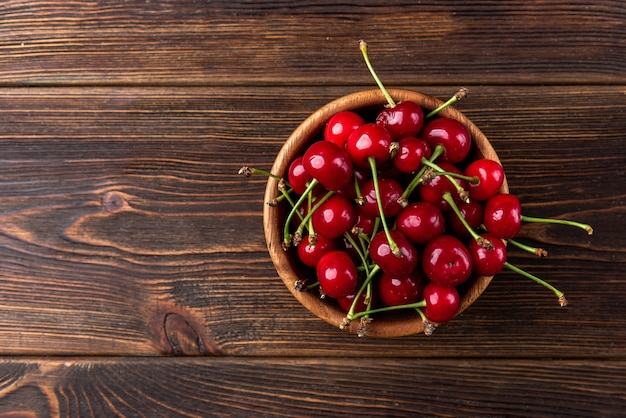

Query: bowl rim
(263, 88), (508, 337)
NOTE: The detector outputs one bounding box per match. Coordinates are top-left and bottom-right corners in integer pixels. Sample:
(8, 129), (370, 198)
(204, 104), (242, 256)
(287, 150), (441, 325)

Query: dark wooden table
(0, 1), (624, 416)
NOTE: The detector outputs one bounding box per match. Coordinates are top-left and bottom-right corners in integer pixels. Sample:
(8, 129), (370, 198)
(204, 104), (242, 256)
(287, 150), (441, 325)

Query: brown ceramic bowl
(264, 89), (508, 337)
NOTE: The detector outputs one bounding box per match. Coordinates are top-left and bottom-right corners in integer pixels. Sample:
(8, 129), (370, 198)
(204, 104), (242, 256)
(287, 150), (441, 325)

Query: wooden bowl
(263, 89), (508, 337)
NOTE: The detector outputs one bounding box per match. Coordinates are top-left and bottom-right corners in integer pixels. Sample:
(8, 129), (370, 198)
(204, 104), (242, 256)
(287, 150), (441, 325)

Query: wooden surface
(0, 1), (624, 416)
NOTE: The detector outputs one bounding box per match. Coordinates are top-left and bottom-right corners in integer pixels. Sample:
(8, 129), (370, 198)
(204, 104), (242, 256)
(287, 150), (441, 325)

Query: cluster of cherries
(242, 41), (592, 336)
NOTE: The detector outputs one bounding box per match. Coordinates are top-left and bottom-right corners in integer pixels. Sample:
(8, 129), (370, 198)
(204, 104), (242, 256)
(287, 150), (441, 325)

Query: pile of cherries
(243, 41), (592, 336)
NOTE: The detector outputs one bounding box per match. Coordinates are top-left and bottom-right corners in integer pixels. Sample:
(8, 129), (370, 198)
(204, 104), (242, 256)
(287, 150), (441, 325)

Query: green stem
(343, 232), (370, 275)
(349, 299), (427, 321)
(421, 158), (471, 203)
(507, 237), (548, 257)
(347, 265), (381, 320)
(401, 144), (445, 202)
(424, 88), (469, 120)
(442, 191), (488, 246)
(282, 179), (320, 248)
(294, 189), (335, 243)
(359, 40), (396, 107)
(369, 157), (400, 257)
(521, 215), (593, 235)
(503, 261), (567, 306)
(238, 166), (284, 181)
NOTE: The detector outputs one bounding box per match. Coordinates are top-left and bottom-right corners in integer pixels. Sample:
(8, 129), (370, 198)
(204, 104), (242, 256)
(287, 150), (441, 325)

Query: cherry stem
(421, 158), (471, 203)
(520, 215), (593, 235)
(442, 191), (492, 249)
(424, 88), (469, 120)
(368, 156), (401, 257)
(349, 298), (427, 321)
(359, 39), (396, 108)
(415, 308), (436, 336)
(282, 179), (321, 248)
(401, 144), (445, 202)
(294, 189), (335, 244)
(507, 237), (548, 257)
(238, 166), (284, 181)
(343, 232), (370, 275)
(347, 265), (380, 320)
(503, 261), (568, 307)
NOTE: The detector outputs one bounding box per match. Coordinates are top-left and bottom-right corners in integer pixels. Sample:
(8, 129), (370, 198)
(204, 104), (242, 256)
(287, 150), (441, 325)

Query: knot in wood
(103, 191), (126, 213)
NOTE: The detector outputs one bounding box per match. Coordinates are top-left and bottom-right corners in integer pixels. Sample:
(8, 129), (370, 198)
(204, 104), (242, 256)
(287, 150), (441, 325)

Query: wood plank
(0, 1), (623, 86)
(0, 358), (624, 417)
(0, 85), (623, 357)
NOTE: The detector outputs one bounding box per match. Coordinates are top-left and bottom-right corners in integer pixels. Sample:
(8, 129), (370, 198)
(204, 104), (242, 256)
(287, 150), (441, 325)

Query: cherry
(464, 158), (505, 201)
(376, 101), (424, 140)
(421, 117), (471, 164)
(346, 123), (394, 169)
(446, 200), (484, 239)
(469, 233), (507, 276)
(422, 235), (473, 286)
(337, 290), (371, 314)
(359, 177), (404, 218)
(422, 283), (460, 323)
(395, 201), (445, 244)
(419, 162), (468, 211)
(287, 156), (312, 195)
(392, 136), (431, 174)
(297, 234), (338, 268)
(378, 269), (424, 307)
(483, 193), (522, 239)
(311, 195), (356, 239)
(316, 250), (358, 298)
(369, 230), (418, 279)
(324, 110), (365, 148)
(302, 140), (353, 191)
(352, 212), (376, 236)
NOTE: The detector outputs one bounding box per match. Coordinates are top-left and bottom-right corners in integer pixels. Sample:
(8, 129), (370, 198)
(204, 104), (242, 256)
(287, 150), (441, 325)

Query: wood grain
(0, 85), (623, 357)
(0, 358), (624, 417)
(0, 1), (623, 86)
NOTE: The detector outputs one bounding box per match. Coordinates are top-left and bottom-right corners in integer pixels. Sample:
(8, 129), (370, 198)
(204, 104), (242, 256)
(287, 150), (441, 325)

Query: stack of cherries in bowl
(249, 41), (592, 337)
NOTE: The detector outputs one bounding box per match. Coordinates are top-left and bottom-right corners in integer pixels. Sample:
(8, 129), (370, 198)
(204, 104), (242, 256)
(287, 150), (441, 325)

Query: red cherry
(346, 123), (393, 168)
(419, 162), (468, 211)
(464, 159), (505, 201)
(287, 156), (313, 195)
(316, 250), (358, 298)
(392, 136), (431, 173)
(375, 101), (424, 140)
(302, 141), (353, 191)
(421, 117), (471, 164)
(422, 235), (473, 286)
(396, 202), (445, 244)
(469, 233), (507, 276)
(422, 283), (460, 323)
(297, 234), (338, 268)
(378, 269), (424, 307)
(324, 111), (365, 148)
(483, 193), (522, 239)
(311, 195), (356, 239)
(359, 177), (404, 218)
(337, 290), (371, 314)
(369, 230), (419, 279)
(446, 200), (484, 239)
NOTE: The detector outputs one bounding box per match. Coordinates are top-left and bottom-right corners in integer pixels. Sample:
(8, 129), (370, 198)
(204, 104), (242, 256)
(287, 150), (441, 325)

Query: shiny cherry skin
(378, 269), (424, 307)
(337, 290), (371, 314)
(316, 250), (358, 298)
(287, 156), (313, 195)
(346, 123), (393, 168)
(483, 193), (522, 239)
(302, 140), (353, 191)
(392, 136), (432, 173)
(422, 235), (473, 286)
(464, 159), (505, 201)
(419, 162), (468, 211)
(469, 233), (507, 276)
(396, 202), (445, 244)
(446, 200), (484, 239)
(422, 283), (460, 323)
(359, 177), (404, 218)
(297, 234), (338, 268)
(311, 195), (356, 239)
(421, 117), (471, 164)
(324, 111), (365, 148)
(369, 230), (419, 279)
(376, 101), (424, 140)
